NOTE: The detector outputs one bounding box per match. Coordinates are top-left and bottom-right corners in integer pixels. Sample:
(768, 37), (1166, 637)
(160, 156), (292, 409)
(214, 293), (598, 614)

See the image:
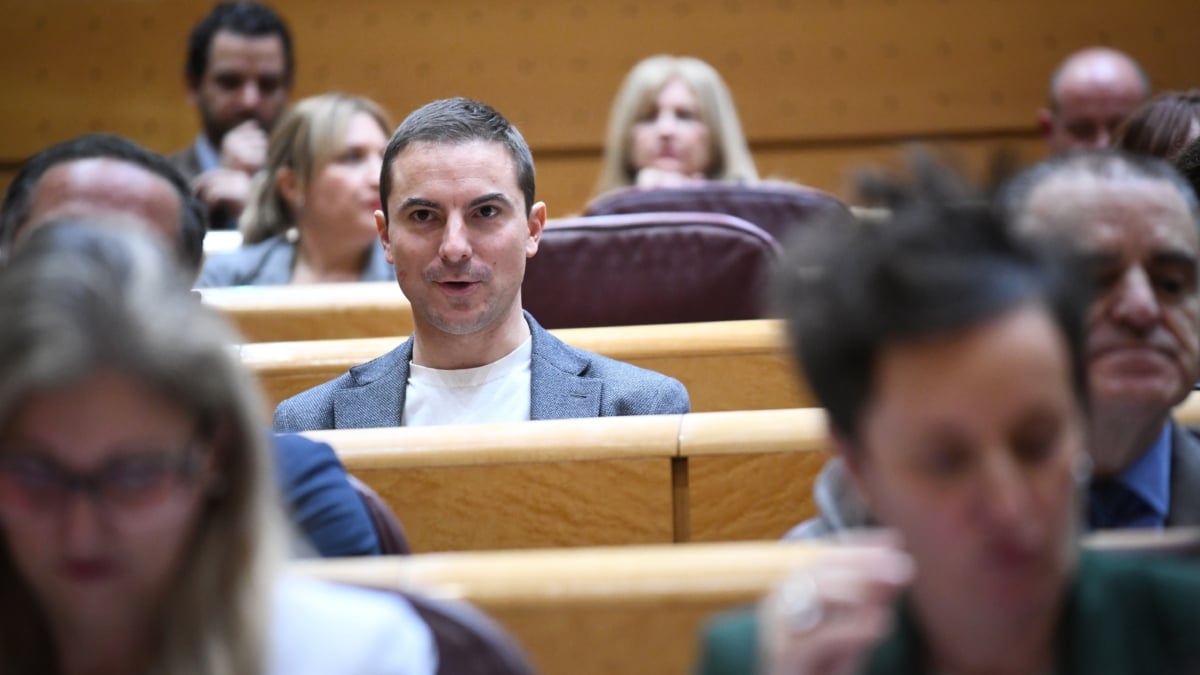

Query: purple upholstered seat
(522, 212), (781, 329)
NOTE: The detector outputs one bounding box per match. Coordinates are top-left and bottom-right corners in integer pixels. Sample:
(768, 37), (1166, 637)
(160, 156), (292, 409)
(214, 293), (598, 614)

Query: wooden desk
(201, 281), (411, 342)
(295, 541), (832, 675)
(304, 409), (831, 552)
(241, 319), (813, 412)
(305, 415), (682, 553)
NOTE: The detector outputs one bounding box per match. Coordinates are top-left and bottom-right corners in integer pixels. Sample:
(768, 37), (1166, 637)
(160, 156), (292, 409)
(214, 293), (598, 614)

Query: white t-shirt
(266, 574), (437, 675)
(401, 337), (533, 426)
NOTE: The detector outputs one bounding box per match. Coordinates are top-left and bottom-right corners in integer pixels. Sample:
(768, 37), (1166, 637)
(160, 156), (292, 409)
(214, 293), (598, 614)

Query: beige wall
(1, 0), (1195, 211)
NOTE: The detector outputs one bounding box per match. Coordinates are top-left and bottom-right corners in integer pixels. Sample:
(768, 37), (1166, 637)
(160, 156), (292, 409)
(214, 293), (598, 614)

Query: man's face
(849, 306), (1083, 637)
(1024, 177), (1200, 421)
(189, 30), (289, 145)
(22, 159), (182, 248)
(1041, 59), (1147, 154)
(376, 140), (545, 340)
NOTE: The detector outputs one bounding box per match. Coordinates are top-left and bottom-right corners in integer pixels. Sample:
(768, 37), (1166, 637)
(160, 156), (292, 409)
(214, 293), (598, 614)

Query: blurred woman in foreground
(0, 222), (434, 673)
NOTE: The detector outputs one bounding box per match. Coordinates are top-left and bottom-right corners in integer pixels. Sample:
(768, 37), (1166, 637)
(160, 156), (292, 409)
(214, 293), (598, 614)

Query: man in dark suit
(0, 133), (380, 557)
(698, 156), (1200, 675)
(273, 98), (689, 432)
(171, 1), (293, 229)
(792, 150), (1200, 538)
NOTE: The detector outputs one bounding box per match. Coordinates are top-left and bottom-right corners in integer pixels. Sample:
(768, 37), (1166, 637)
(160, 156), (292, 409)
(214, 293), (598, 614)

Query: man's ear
(1037, 108), (1055, 139)
(525, 201), (546, 258)
(375, 209), (393, 264)
(833, 431), (873, 511)
(185, 76), (201, 109)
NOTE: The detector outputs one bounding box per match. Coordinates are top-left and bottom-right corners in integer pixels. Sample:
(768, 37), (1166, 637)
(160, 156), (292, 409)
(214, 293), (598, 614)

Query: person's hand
(192, 167), (252, 221)
(634, 166), (706, 189)
(219, 120), (269, 173)
(761, 534), (914, 675)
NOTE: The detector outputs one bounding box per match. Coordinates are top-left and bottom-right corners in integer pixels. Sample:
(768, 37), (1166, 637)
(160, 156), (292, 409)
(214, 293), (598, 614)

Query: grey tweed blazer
(272, 312), (690, 431)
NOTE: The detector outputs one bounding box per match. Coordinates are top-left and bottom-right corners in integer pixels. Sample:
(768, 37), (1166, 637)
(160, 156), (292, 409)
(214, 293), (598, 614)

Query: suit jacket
(696, 552), (1200, 675)
(170, 140), (246, 230)
(786, 420), (1200, 540)
(1166, 422), (1200, 525)
(169, 143), (205, 182)
(196, 234), (394, 287)
(273, 311), (691, 431)
(273, 433), (381, 556)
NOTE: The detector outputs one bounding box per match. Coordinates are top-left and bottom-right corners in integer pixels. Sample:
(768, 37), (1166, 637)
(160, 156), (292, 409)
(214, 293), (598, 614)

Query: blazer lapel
(527, 313), (603, 420)
(1168, 420), (1200, 526)
(332, 339), (413, 429)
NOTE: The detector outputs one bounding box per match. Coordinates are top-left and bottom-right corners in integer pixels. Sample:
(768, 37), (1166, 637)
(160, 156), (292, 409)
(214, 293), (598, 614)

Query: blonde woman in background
(0, 222), (435, 674)
(593, 55), (758, 197)
(198, 93), (394, 287)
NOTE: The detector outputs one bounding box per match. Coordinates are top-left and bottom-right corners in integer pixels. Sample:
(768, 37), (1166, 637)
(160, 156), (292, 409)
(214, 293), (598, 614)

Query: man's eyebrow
(400, 197), (441, 211)
(467, 193), (512, 210)
(1150, 250), (1199, 268)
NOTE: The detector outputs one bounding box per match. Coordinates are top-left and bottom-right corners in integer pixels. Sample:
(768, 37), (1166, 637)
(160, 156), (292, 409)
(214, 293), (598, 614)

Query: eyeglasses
(0, 441), (209, 528)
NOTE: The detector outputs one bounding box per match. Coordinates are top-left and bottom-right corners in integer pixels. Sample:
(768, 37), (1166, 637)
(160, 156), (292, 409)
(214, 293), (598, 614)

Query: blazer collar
(328, 312), (604, 426)
(331, 338), (413, 429)
(1168, 419), (1200, 526)
(527, 312), (603, 420)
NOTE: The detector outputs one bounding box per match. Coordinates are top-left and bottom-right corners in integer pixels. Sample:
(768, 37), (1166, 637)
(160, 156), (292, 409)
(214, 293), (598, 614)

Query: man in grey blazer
(274, 98), (688, 432)
(792, 150), (1200, 538)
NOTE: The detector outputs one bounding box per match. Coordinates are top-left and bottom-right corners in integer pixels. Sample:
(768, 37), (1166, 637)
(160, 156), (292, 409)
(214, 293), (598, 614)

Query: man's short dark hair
(1175, 138), (1200, 201)
(185, 1), (294, 87)
(0, 133), (207, 275)
(776, 157), (1089, 446)
(379, 97), (536, 221)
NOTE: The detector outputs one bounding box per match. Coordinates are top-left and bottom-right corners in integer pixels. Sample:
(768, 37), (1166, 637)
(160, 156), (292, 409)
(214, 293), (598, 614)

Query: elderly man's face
(1025, 176), (1200, 419)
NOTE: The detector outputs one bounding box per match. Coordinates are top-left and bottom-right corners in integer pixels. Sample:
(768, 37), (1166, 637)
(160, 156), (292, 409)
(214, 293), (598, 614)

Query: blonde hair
(0, 222), (286, 674)
(240, 93), (390, 244)
(594, 55), (758, 197)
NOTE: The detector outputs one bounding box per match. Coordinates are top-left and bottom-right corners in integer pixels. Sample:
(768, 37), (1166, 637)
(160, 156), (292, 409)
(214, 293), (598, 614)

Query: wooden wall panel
(2, 1), (1193, 212)
(540, 134), (1047, 212)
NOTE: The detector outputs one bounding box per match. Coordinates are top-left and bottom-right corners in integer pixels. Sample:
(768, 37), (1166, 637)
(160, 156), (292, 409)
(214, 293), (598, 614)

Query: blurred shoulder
(267, 575), (437, 675)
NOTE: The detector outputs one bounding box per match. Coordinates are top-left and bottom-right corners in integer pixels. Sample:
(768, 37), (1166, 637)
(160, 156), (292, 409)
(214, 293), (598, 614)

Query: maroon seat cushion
(523, 212), (780, 329)
(583, 182), (852, 245)
(398, 590), (540, 675)
(348, 475), (411, 555)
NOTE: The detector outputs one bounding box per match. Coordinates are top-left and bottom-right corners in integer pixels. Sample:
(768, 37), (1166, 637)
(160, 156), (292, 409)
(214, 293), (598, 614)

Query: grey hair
(0, 221), (284, 673)
(999, 148), (1200, 233)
